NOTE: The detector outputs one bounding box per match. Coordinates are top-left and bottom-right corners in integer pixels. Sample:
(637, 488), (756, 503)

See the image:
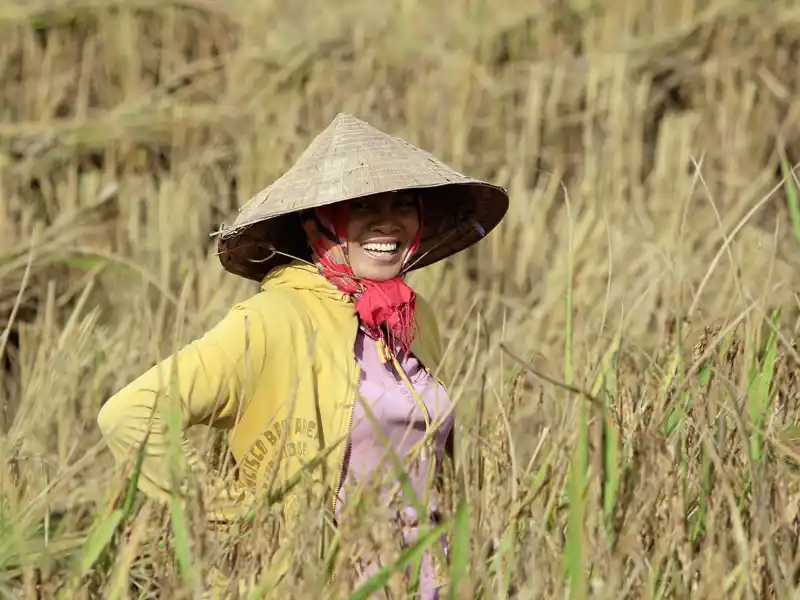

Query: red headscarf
(300, 198), (424, 354)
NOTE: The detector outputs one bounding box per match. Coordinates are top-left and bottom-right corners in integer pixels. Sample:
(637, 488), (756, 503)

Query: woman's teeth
(362, 242), (399, 254)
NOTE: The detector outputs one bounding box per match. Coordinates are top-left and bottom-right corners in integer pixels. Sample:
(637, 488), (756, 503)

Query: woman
(97, 113), (509, 597)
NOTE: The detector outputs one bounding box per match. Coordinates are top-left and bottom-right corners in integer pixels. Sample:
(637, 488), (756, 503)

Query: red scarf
(301, 201), (423, 354)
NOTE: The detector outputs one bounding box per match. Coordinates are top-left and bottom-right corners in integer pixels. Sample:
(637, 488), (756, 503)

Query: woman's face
(345, 192), (420, 281)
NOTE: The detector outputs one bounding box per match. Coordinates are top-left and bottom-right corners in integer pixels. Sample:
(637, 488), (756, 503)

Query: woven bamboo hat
(214, 113), (509, 282)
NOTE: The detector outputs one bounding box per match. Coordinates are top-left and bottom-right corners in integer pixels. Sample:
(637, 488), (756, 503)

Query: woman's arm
(97, 303), (268, 509)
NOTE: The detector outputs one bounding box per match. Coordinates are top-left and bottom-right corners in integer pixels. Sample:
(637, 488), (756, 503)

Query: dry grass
(3, 0), (800, 597)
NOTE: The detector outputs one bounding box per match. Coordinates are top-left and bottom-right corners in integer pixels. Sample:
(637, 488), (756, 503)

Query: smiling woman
(96, 113), (510, 598)
(345, 192), (421, 280)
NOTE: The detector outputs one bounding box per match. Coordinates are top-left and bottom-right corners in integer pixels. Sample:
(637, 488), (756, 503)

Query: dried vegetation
(3, 0), (800, 598)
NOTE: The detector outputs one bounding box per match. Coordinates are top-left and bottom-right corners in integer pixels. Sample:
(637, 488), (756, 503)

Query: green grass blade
(747, 309), (780, 463)
(72, 426), (148, 581)
(562, 196), (587, 600)
(345, 521), (448, 600)
(51, 254), (110, 271)
(169, 490), (196, 586)
(781, 158), (800, 244)
(602, 382), (620, 537)
(664, 319), (688, 437)
(565, 402), (588, 600)
(448, 492), (470, 600)
(74, 508), (125, 578)
(591, 325), (623, 541)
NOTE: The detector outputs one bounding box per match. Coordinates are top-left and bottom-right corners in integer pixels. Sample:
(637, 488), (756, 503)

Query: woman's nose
(369, 204), (398, 229)
(371, 219), (396, 233)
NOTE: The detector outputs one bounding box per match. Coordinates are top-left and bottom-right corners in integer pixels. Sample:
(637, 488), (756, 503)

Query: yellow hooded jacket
(97, 260), (451, 537)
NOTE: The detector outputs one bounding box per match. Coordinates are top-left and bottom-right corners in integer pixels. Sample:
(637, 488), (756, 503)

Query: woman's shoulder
(233, 286), (309, 323)
(209, 288), (301, 343)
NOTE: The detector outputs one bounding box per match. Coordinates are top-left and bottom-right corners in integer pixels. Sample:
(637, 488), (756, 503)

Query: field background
(3, 0), (800, 598)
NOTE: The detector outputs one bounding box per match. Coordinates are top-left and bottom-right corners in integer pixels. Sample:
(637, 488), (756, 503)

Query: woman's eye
(396, 197), (416, 209)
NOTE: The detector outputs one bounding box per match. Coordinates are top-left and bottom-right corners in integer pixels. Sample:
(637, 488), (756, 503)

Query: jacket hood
(261, 260), (353, 304)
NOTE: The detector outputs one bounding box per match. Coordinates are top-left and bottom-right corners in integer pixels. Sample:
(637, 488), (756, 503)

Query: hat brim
(216, 181), (509, 282)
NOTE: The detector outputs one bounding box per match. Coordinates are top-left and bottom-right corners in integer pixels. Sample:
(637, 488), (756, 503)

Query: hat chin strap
(402, 224), (461, 273)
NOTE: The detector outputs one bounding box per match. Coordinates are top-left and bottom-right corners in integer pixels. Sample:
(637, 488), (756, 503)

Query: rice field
(3, 0), (800, 598)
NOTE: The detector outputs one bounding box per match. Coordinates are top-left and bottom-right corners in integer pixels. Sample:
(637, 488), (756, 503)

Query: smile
(361, 242), (400, 255)
(361, 241), (401, 259)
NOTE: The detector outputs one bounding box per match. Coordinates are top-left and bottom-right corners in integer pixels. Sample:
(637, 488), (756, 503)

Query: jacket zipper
(332, 362), (360, 515)
(329, 361), (360, 583)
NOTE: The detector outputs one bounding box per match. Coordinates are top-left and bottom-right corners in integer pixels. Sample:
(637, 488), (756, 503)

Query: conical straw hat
(214, 113), (509, 281)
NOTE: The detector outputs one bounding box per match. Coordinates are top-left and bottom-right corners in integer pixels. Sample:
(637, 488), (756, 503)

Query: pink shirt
(336, 328), (454, 598)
